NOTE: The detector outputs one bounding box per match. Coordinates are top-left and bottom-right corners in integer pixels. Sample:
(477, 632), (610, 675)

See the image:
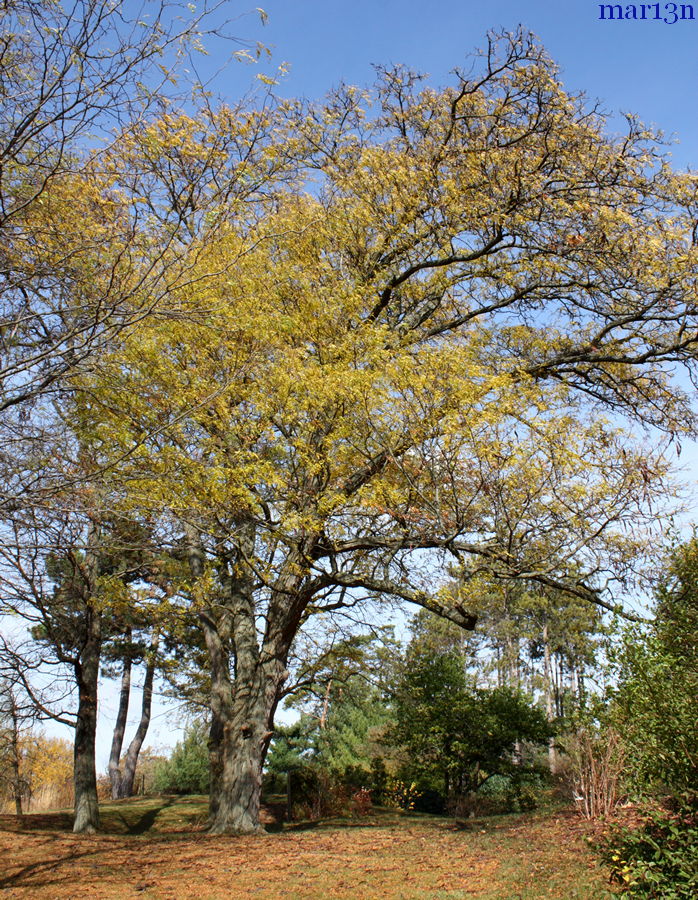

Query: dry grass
(0, 796), (609, 899)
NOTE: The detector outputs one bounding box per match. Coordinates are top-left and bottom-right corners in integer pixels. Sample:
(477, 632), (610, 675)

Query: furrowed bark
(183, 522), (234, 823)
(200, 612), (232, 823)
(207, 527), (265, 835)
(206, 526), (294, 835)
(208, 655), (285, 835)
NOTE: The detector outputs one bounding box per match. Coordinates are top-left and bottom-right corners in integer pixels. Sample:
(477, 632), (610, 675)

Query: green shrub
(598, 797), (698, 898)
(153, 723), (209, 795)
(460, 772), (545, 816)
(286, 764), (349, 820)
(393, 649), (552, 807)
(608, 539), (698, 800)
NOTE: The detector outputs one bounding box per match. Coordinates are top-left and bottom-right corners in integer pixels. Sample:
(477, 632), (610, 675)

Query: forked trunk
(119, 633), (158, 798)
(193, 521), (294, 835)
(108, 643), (132, 799)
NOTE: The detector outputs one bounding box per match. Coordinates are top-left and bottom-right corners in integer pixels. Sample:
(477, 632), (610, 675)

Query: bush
(282, 759), (389, 820)
(461, 772), (546, 816)
(564, 723), (627, 819)
(287, 764), (349, 820)
(382, 777), (426, 812)
(350, 787), (372, 817)
(598, 796), (698, 898)
(608, 540), (698, 800)
(393, 649), (552, 807)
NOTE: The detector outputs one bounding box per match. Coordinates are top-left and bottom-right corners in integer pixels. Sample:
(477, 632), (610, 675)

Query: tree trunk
(192, 521), (295, 835)
(108, 636), (132, 800)
(208, 554), (287, 835)
(204, 636), (231, 823)
(557, 656), (565, 718)
(8, 691), (23, 815)
(319, 677), (332, 729)
(208, 663), (281, 835)
(73, 601), (101, 834)
(575, 666), (586, 709)
(184, 522), (232, 822)
(119, 632), (159, 798)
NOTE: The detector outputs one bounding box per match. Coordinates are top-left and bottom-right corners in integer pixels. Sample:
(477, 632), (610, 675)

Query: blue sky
(200, 0), (698, 170)
(74, 1), (698, 766)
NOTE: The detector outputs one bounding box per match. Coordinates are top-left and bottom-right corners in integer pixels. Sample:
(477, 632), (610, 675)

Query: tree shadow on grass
(279, 819), (321, 832)
(0, 847), (101, 890)
(276, 808), (451, 834)
(118, 796), (175, 835)
(1, 797), (207, 838)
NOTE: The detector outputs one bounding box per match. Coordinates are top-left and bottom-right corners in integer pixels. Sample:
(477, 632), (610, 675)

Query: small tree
(153, 722), (210, 796)
(0, 682), (30, 814)
(393, 638), (551, 810)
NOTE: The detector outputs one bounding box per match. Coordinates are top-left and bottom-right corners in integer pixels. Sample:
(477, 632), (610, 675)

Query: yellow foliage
(65, 35), (696, 623)
(29, 736), (73, 793)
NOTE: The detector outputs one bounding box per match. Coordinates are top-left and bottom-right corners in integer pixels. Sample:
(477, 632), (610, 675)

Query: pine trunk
(319, 677), (332, 729)
(542, 621), (558, 775)
(119, 633), (158, 798)
(108, 644), (132, 800)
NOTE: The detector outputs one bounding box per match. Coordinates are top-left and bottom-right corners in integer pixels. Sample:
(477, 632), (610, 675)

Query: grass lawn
(0, 796), (611, 899)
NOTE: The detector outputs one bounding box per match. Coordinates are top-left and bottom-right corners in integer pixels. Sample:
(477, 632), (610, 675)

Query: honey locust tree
(79, 32), (698, 833)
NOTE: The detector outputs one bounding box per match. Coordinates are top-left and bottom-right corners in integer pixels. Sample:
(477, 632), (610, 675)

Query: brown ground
(0, 798), (609, 899)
